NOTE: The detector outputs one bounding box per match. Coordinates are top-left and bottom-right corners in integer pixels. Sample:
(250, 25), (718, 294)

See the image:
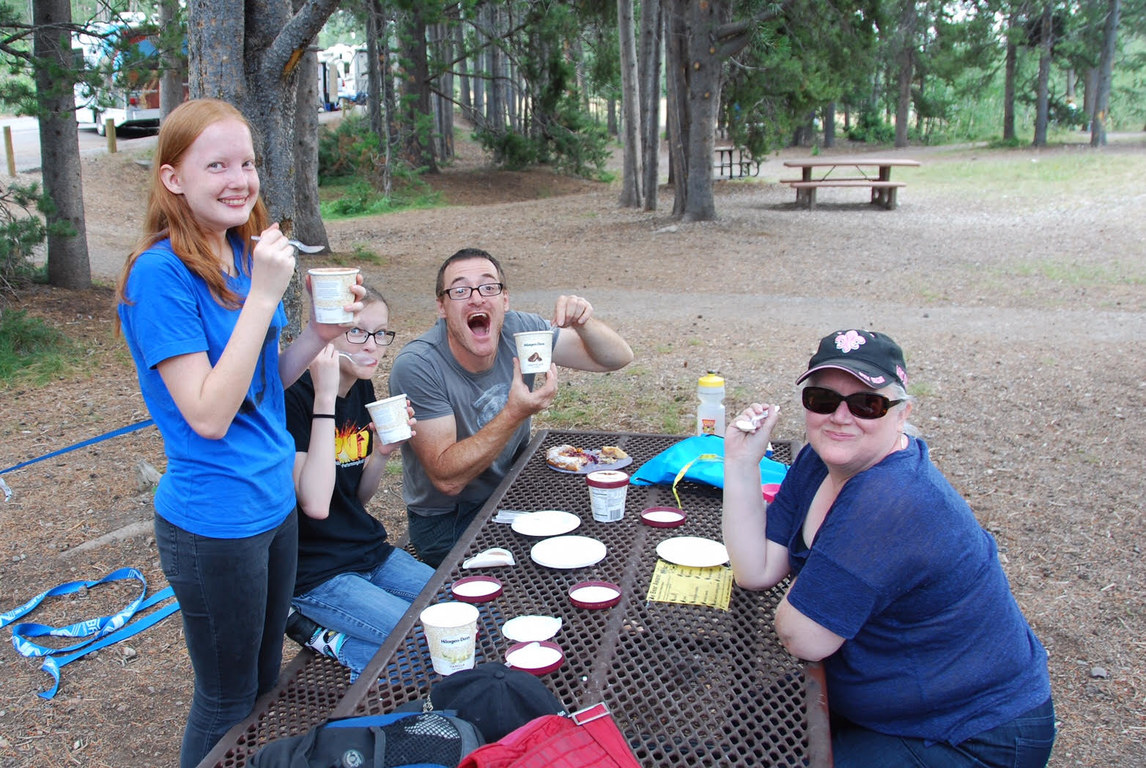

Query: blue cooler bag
(630, 435), (788, 491)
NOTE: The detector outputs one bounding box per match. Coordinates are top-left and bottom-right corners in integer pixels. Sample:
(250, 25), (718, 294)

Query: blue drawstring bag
(631, 435), (788, 490)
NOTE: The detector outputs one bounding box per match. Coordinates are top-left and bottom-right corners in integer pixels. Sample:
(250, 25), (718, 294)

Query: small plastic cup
(367, 394), (412, 444)
(419, 601), (479, 676)
(762, 483), (782, 504)
(514, 330), (553, 375)
(586, 470), (629, 523)
(308, 267), (359, 324)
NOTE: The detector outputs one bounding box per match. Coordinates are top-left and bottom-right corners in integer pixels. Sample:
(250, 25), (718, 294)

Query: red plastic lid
(585, 470), (630, 489)
(505, 641), (565, 676)
(568, 581), (623, 610)
(450, 575), (503, 603)
(640, 507), (687, 528)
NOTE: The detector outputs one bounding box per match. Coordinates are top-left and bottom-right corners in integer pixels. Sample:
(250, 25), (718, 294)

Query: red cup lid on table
(505, 641), (565, 676)
(450, 575), (504, 603)
(568, 581), (623, 610)
(640, 506), (687, 528)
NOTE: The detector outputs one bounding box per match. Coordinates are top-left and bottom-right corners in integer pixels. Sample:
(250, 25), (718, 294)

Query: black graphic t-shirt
(284, 372), (394, 595)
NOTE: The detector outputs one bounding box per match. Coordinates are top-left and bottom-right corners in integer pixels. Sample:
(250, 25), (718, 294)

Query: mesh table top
(333, 430), (830, 767)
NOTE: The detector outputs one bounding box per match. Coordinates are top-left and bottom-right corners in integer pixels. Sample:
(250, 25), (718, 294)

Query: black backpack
(249, 710), (484, 768)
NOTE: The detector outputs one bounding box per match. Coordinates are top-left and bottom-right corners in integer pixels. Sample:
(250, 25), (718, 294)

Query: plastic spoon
(733, 405), (779, 433)
(250, 235), (325, 254)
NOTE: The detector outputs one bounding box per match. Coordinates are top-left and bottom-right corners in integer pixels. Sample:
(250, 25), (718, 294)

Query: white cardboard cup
(586, 470), (630, 523)
(514, 330), (553, 375)
(366, 394), (412, 444)
(419, 601), (479, 676)
(308, 267), (359, 324)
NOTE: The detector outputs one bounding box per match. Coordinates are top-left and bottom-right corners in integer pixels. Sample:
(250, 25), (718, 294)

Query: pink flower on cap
(835, 330), (867, 354)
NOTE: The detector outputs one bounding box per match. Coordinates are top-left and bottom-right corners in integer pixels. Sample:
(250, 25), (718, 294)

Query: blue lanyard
(0, 567), (180, 699)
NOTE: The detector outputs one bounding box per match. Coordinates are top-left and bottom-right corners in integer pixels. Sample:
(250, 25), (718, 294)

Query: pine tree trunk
(33, 0), (91, 289)
(1090, 0), (1120, 147)
(617, 0), (642, 208)
(1033, 3), (1053, 147)
(1003, 18), (1017, 142)
(639, 0), (662, 211)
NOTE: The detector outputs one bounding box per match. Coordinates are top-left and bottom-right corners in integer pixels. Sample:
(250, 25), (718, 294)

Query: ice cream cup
(419, 601), (479, 676)
(308, 267), (359, 324)
(366, 394), (412, 444)
(586, 470), (630, 523)
(514, 330), (554, 375)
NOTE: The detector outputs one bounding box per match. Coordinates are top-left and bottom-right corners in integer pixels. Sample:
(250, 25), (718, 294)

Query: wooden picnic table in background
(781, 156), (921, 209)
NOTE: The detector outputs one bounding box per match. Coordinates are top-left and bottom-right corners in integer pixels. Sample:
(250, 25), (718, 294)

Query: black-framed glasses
(439, 283), (504, 301)
(345, 328), (396, 346)
(802, 386), (903, 420)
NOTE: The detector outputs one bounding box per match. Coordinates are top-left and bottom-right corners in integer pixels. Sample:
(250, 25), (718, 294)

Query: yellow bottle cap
(698, 373), (725, 389)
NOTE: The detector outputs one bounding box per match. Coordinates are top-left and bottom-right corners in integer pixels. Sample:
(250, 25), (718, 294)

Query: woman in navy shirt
(723, 329), (1054, 768)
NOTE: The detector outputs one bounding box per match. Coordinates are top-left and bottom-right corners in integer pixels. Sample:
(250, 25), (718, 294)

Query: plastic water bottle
(696, 373), (726, 436)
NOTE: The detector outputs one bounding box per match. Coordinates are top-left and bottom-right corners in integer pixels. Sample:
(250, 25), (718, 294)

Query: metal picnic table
(329, 429), (832, 767)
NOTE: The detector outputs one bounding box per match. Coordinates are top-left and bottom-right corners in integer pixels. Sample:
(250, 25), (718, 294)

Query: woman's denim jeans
(154, 510), (298, 768)
(833, 697), (1056, 768)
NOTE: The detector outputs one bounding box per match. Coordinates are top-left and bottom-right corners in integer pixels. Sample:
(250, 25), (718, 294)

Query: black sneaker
(285, 606), (322, 646)
(286, 606), (346, 660)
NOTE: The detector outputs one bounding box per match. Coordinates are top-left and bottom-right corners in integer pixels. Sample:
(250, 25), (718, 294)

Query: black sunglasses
(802, 386), (903, 420)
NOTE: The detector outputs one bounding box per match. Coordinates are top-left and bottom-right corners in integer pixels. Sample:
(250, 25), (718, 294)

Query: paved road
(1, 115), (159, 174)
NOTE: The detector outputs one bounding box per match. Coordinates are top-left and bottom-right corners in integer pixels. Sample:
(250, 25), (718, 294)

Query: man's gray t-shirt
(389, 311), (557, 517)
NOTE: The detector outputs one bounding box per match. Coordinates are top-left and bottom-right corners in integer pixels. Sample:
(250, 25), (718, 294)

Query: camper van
(73, 13), (174, 134)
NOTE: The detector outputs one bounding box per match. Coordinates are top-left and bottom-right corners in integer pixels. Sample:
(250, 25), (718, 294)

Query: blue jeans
(833, 697), (1056, 768)
(154, 510), (298, 768)
(407, 502), (482, 567)
(293, 548), (434, 677)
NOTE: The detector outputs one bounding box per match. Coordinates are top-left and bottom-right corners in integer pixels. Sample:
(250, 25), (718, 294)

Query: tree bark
(663, 0), (688, 216)
(617, 0), (642, 208)
(1033, 2), (1053, 147)
(33, 0), (91, 289)
(1003, 16), (1017, 142)
(1090, 0), (1120, 147)
(824, 102), (836, 148)
(293, 47), (327, 250)
(158, 0), (184, 120)
(639, 0), (662, 211)
(366, 0), (385, 139)
(894, 0), (917, 148)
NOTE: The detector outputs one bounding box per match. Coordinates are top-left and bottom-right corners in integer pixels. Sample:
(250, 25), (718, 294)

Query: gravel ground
(0, 128), (1143, 767)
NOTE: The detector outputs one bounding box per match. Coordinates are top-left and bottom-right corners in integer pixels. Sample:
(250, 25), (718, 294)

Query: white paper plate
(656, 536), (729, 568)
(511, 509), (581, 537)
(502, 614), (563, 642)
(530, 535), (607, 569)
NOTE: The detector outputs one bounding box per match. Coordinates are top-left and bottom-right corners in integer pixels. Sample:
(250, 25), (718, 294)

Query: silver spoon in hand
(339, 351), (377, 366)
(250, 235), (325, 254)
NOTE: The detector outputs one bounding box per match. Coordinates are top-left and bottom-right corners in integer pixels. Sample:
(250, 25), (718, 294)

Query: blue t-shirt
(766, 438), (1051, 745)
(117, 237), (295, 538)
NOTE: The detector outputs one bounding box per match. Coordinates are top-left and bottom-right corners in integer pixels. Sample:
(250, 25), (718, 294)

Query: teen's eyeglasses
(439, 283), (504, 301)
(802, 386), (903, 420)
(345, 328), (396, 346)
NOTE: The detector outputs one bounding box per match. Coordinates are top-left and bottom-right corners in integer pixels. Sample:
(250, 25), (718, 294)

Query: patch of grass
(1009, 259), (1146, 287)
(541, 370), (690, 434)
(319, 178), (442, 221)
(0, 310), (78, 385)
(322, 243), (385, 268)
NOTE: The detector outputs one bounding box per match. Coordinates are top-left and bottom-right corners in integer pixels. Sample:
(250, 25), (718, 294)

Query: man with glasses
(389, 247), (634, 566)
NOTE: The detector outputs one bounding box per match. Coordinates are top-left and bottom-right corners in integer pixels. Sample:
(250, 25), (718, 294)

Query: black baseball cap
(796, 329), (908, 389)
(414, 663), (567, 742)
